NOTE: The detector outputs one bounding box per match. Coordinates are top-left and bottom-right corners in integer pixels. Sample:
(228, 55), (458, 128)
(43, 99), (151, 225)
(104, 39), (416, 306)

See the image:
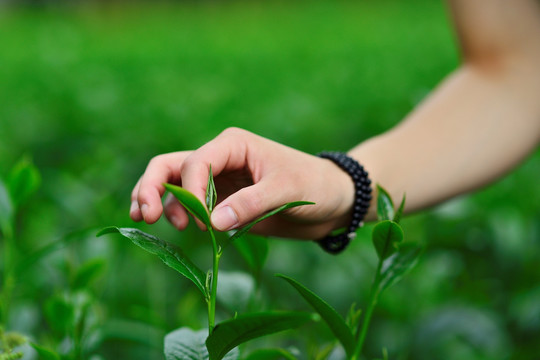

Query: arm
(354, 0), (540, 219)
(131, 0), (540, 239)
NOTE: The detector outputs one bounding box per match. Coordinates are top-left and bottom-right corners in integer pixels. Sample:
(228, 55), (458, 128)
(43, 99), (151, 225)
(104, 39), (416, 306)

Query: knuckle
(148, 154), (166, 168)
(137, 187), (154, 204)
(179, 153), (200, 173)
(221, 127), (247, 138)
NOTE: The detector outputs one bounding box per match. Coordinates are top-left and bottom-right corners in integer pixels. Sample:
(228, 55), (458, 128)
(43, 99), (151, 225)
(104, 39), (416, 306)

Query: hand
(130, 128), (355, 240)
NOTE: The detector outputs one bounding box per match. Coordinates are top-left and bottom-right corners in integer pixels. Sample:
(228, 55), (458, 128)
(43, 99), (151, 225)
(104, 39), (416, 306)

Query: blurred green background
(1, 0), (539, 359)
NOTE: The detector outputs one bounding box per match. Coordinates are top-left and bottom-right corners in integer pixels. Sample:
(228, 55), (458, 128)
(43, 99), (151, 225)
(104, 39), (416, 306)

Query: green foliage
(164, 328), (239, 360)
(243, 348), (298, 360)
(233, 234), (269, 277)
(206, 165), (217, 213)
(0, 2), (538, 359)
(71, 258), (107, 291)
(7, 156), (41, 208)
(165, 184), (212, 228)
(0, 180), (13, 235)
(376, 185), (395, 222)
(276, 274), (355, 357)
(44, 295), (75, 335)
(372, 220), (404, 261)
(378, 243), (423, 293)
(30, 343), (60, 360)
(223, 201), (314, 249)
(97, 227), (207, 298)
(206, 312), (313, 360)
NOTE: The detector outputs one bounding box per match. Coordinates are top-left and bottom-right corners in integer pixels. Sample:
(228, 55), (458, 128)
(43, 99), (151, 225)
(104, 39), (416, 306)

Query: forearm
(351, 57), (540, 219)
(348, 0), (540, 220)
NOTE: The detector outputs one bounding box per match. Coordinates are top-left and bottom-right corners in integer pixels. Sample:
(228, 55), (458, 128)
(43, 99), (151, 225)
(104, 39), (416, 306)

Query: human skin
(130, 0), (540, 240)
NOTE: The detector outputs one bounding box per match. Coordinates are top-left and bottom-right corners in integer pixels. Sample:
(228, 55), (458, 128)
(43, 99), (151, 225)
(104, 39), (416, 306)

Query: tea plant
(99, 167), (422, 359)
(276, 186), (422, 359)
(1, 158), (106, 360)
(0, 156), (41, 359)
(98, 166), (315, 360)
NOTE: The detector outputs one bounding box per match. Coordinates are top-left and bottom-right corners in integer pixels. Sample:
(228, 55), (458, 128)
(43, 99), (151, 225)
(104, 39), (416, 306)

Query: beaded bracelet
(316, 152), (372, 254)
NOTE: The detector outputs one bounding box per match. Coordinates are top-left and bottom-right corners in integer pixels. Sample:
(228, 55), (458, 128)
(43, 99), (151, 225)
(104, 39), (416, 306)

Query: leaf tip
(96, 226), (119, 237)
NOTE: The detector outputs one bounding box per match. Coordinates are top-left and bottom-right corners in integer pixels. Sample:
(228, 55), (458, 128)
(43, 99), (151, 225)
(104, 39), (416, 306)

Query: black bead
(316, 151), (372, 254)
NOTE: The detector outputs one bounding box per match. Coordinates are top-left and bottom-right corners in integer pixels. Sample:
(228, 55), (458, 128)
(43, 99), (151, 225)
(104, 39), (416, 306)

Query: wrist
(316, 152), (372, 254)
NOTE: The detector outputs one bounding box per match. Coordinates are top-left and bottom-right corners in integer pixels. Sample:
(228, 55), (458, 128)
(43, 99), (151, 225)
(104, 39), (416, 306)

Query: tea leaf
(224, 201), (314, 248)
(44, 295), (75, 335)
(378, 243), (422, 293)
(393, 194), (406, 224)
(71, 258), (106, 290)
(276, 274), (355, 357)
(164, 327), (239, 360)
(217, 271), (255, 313)
(7, 156), (41, 208)
(233, 234), (269, 276)
(30, 343), (60, 360)
(372, 220), (403, 261)
(376, 185), (394, 221)
(244, 348), (298, 360)
(206, 165), (217, 213)
(165, 183), (211, 227)
(345, 303), (362, 336)
(15, 228), (91, 275)
(97, 227), (207, 298)
(206, 312), (314, 360)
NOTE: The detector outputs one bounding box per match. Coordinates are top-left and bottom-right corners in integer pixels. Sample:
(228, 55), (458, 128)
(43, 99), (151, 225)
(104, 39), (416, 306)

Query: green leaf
(217, 271), (255, 312)
(393, 194), (406, 224)
(233, 234), (269, 276)
(206, 165), (217, 213)
(44, 295), (75, 335)
(378, 243), (423, 293)
(164, 183), (211, 227)
(276, 274), (354, 357)
(7, 156), (41, 208)
(15, 228), (91, 275)
(224, 201), (314, 248)
(164, 327), (239, 360)
(372, 220), (403, 261)
(376, 185), (394, 221)
(30, 343), (60, 360)
(243, 348), (298, 360)
(206, 312), (314, 360)
(97, 227), (207, 298)
(71, 258), (106, 290)
(0, 178), (14, 235)
(345, 303), (362, 336)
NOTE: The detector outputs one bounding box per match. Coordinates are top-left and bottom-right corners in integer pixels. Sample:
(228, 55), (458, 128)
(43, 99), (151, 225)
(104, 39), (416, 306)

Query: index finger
(135, 151), (191, 223)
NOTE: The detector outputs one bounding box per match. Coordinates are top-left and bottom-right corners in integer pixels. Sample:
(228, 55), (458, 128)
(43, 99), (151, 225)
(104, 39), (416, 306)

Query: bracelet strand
(316, 151), (372, 254)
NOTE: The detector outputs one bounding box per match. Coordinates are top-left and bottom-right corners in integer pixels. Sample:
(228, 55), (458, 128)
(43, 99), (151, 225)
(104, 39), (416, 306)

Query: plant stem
(351, 260), (384, 360)
(207, 228), (221, 334)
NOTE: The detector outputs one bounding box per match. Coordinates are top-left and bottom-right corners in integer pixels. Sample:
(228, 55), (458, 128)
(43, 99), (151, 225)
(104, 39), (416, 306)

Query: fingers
(130, 151), (190, 224)
(130, 128), (330, 237)
(164, 193), (190, 229)
(130, 178), (143, 221)
(131, 128), (257, 228)
(210, 176), (293, 231)
(178, 128), (253, 202)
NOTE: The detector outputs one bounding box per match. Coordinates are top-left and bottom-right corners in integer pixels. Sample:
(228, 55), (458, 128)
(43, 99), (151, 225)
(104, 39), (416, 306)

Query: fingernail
(130, 201), (139, 215)
(141, 204), (149, 220)
(211, 206), (239, 231)
(171, 216), (182, 229)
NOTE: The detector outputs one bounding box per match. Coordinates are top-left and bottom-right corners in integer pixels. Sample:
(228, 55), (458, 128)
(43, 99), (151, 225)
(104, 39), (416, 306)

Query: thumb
(210, 180), (289, 231)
